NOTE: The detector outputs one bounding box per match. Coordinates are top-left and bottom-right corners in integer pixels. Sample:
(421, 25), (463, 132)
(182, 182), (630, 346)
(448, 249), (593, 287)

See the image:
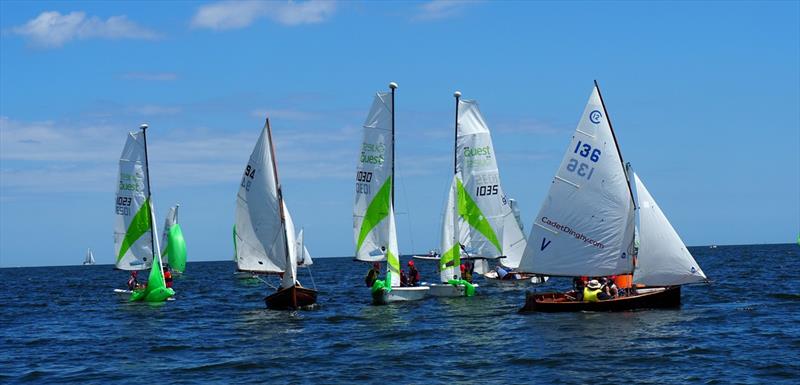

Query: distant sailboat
(296, 228), (313, 267)
(161, 204), (187, 274)
(233, 118), (317, 310)
(354, 82), (429, 305)
(519, 82), (706, 312)
(83, 248), (95, 265)
(114, 124), (174, 302)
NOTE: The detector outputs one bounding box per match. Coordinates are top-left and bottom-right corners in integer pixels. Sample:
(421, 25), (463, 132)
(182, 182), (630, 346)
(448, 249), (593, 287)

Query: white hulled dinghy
(354, 82), (429, 305)
(114, 124), (174, 302)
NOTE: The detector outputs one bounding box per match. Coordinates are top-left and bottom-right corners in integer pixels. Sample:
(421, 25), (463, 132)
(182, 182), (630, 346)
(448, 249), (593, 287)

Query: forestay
(114, 131), (154, 270)
(353, 91), (400, 286)
(632, 173), (707, 286)
(234, 123), (287, 273)
(518, 86), (635, 277)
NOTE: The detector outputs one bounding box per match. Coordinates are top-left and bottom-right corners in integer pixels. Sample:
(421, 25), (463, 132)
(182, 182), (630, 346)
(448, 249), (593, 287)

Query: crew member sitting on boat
(127, 271), (141, 290)
(400, 269), (409, 287)
(163, 265), (173, 289)
(365, 262), (380, 287)
(461, 262), (473, 283)
(495, 265), (520, 280)
(407, 260), (420, 286)
(583, 279), (603, 302)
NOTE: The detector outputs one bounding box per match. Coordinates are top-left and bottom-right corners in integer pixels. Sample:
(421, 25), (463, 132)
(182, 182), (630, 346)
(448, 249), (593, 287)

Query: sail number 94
(241, 164), (256, 191)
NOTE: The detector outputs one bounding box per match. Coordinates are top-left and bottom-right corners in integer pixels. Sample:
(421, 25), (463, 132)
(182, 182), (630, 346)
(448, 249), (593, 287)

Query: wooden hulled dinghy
(520, 286), (681, 313)
(265, 284), (319, 310)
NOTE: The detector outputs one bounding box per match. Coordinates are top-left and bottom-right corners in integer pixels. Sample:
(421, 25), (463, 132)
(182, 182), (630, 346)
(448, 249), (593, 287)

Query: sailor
(583, 279), (602, 302)
(407, 260), (420, 286)
(127, 271), (140, 290)
(365, 262), (380, 287)
(163, 265), (173, 289)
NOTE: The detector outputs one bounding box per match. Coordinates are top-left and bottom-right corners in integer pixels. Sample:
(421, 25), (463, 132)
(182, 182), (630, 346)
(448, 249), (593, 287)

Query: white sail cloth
(632, 173), (707, 286)
(354, 91), (400, 286)
(518, 86), (635, 277)
(114, 131), (154, 270)
(234, 123), (287, 274)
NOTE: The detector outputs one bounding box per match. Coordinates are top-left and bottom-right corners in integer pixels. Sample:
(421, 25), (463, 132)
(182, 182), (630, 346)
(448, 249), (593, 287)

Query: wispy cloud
(12, 11), (159, 48)
(192, 0), (336, 30)
(122, 72), (178, 81)
(413, 0), (480, 21)
(0, 116), (361, 195)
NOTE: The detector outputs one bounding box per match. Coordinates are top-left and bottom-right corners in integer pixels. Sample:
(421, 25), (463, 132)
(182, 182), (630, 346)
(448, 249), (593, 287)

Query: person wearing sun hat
(583, 279), (602, 302)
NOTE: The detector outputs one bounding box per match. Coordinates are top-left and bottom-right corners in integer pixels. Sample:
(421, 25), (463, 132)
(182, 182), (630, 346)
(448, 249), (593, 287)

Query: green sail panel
(116, 198), (153, 264)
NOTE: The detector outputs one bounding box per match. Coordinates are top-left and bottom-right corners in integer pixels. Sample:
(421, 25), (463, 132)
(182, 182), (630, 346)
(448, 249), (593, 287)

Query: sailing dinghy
(518, 82), (707, 312)
(354, 82), (429, 305)
(234, 118), (318, 310)
(83, 248), (95, 265)
(161, 204), (187, 274)
(114, 124), (175, 302)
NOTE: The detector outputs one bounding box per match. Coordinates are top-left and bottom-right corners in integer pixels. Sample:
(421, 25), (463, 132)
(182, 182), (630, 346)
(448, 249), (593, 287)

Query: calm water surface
(1, 244), (798, 384)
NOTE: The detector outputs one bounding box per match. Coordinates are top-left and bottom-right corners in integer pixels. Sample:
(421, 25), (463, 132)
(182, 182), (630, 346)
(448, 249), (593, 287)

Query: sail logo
(464, 146), (491, 157)
(360, 142), (385, 165)
(589, 110), (602, 124)
(118, 172), (143, 192)
(541, 216), (605, 249)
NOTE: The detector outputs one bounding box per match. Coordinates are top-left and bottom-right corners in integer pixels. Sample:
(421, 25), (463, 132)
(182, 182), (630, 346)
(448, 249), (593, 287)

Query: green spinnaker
(166, 223), (186, 273)
(447, 279), (476, 297)
(130, 259), (175, 302)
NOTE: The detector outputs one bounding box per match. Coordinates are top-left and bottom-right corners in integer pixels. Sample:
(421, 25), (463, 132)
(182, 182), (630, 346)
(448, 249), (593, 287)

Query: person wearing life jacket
(127, 271), (140, 290)
(365, 262), (380, 287)
(407, 260), (420, 286)
(583, 279), (602, 302)
(163, 265), (173, 289)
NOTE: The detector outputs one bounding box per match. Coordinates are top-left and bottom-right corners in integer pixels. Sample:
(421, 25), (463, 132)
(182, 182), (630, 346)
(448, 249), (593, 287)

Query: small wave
(767, 293), (800, 301)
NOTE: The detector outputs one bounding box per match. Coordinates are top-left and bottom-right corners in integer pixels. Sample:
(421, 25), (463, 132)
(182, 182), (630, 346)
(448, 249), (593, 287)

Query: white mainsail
(281, 200), (297, 289)
(296, 228), (313, 267)
(518, 85), (636, 277)
(234, 122), (287, 275)
(354, 89), (400, 287)
(440, 97), (526, 281)
(632, 173), (707, 286)
(114, 131), (155, 270)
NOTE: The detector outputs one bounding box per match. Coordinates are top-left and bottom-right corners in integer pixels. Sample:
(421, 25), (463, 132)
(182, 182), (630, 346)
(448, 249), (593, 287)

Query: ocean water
(1, 244), (798, 384)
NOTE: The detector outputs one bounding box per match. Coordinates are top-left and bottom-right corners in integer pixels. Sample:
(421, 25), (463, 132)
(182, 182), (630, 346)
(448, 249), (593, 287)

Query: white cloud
(192, 0), (336, 30)
(122, 72), (178, 81)
(0, 116), (361, 195)
(413, 0), (480, 21)
(12, 11), (159, 48)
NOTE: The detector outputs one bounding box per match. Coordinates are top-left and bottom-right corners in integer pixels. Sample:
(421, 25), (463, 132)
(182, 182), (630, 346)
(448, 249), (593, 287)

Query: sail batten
(518, 85), (635, 277)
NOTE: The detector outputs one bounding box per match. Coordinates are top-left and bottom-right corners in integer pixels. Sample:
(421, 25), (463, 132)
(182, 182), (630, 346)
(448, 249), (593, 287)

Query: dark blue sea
(1, 244), (798, 384)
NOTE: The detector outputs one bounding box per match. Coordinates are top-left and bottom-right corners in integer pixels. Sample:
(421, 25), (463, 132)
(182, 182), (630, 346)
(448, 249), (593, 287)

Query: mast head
(389, 82), (398, 90)
(140, 123), (149, 130)
(454, 90), (462, 98)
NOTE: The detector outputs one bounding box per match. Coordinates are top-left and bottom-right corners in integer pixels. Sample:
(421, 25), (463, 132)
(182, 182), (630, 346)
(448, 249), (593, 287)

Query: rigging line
(306, 266), (317, 290)
(256, 275), (278, 290)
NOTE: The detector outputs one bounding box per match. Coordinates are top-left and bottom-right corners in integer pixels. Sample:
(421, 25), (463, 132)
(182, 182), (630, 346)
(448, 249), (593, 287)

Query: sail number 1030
(356, 171), (372, 195)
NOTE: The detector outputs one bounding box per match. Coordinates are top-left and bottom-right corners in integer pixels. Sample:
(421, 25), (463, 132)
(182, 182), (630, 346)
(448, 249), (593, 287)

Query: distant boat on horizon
(83, 248), (95, 265)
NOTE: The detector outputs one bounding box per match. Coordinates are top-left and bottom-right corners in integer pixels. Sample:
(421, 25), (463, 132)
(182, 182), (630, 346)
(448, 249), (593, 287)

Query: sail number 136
(565, 140), (602, 180)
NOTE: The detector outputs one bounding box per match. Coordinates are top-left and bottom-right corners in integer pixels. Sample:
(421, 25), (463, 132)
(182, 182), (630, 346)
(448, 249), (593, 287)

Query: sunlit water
(1, 244), (798, 383)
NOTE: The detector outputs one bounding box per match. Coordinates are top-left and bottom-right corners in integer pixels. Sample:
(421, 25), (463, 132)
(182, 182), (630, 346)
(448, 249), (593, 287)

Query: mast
(594, 80), (636, 274)
(453, 90), (462, 280)
(594, 80), (634, 206)
(266, 118), (296, 307)
(139, 123), (158, 267)
(389, 82), (397, 206)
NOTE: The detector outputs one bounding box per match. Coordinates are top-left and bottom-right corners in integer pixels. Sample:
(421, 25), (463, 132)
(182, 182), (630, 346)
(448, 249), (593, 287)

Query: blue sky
(1, 1), (798, 267)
